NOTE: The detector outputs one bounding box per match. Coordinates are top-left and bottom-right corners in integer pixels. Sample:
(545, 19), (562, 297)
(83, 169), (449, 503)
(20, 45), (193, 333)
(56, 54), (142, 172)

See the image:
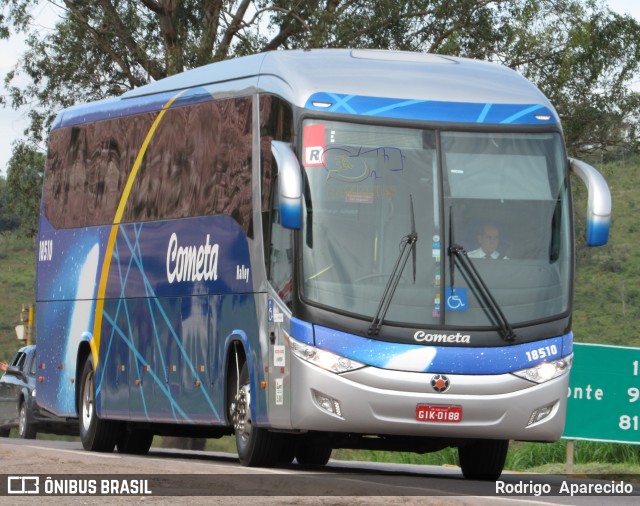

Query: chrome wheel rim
(230, 383), (251, 444)
(81, 370), (94, 433)
(18, 403), (26, 436)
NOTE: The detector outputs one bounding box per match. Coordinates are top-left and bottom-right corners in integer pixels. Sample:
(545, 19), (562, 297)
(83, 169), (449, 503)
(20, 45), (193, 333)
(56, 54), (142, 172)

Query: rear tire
(230, 362), (282, 467)
(458, 439), (508, 481)
(18, 401), (36, 439)
(117, 426), (154, 454)
(79, 355), (122, 452)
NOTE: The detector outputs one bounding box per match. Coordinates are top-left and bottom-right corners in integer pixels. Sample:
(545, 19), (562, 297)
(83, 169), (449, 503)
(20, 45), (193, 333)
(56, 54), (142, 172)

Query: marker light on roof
(312, 101), (333, 108)
(535, 115), (552, 121)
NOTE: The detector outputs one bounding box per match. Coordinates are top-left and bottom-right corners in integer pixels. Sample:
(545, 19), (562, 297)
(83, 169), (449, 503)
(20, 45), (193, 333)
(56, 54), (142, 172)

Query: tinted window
(44, 97), (254, 233)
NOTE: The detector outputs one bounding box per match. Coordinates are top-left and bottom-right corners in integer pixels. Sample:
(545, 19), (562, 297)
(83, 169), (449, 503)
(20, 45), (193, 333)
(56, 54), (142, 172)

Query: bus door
(264, 148), (295, 429)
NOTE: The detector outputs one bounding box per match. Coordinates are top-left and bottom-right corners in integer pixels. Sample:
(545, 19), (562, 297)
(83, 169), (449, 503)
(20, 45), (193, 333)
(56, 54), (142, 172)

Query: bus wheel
(79, 356), (121, 452)
(279, 436), (299, 464)
(296, 444), (332, 466)
(230, 362), (282, 467)
(117, 426), (154, 454)
(18, 400), (37, 439)
(458, 439), (508, 481)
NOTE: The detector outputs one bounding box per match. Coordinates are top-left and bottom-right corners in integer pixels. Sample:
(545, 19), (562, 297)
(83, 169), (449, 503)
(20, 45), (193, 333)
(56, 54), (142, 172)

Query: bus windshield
(301, 120), (571, 330)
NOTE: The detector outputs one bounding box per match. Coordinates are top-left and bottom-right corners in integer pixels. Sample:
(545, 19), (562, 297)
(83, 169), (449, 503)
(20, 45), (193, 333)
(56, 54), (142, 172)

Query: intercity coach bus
(35, 49), (611, 480)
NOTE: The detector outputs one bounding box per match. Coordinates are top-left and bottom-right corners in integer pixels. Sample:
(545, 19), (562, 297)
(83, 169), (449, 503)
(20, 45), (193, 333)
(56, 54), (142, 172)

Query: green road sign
(563, 343), (640, 444)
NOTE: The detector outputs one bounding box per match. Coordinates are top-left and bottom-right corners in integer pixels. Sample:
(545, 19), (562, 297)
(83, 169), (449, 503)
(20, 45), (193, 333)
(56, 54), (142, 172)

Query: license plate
(416, 404), (463, 423)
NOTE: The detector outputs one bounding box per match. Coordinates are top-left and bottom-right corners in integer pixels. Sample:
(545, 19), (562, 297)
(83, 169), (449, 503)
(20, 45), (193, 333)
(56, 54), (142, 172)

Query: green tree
(0, 177), (21, 232)
(1, 1), (639, 155)
(6, 142), (44, 237)
(492, 1), (640, 155)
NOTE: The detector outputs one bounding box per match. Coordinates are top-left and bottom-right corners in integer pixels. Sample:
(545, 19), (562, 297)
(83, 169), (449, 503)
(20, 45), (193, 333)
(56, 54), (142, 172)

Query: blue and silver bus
(35, 49), (611, 479)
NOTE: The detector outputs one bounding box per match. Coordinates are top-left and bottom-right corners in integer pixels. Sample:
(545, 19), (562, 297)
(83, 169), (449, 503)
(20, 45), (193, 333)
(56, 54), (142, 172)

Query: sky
(0, 1), (639, 176)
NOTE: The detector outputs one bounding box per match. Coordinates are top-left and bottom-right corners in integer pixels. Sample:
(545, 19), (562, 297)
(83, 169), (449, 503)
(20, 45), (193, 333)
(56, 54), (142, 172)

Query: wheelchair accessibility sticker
(445, 287), (468, 311)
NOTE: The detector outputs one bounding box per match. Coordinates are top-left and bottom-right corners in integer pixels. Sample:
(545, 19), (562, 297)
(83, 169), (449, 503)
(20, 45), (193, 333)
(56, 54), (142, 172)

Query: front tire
(18, 401), (36, 439)
(458, 439), (508, 481)
(79, 355), (122, 452)
(296, 444), (332, 466)
(230, 362), (282, 467)
(278, 436), (299, 464)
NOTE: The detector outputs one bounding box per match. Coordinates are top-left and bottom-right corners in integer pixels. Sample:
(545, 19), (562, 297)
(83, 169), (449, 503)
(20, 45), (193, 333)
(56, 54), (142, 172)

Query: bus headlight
(288, 336), (366, 374)
(512, 354), (573, 384)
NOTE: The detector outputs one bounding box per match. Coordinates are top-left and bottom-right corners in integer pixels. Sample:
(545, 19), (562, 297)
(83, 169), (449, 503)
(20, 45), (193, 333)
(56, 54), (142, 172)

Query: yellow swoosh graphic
(90, 90), (187, 367)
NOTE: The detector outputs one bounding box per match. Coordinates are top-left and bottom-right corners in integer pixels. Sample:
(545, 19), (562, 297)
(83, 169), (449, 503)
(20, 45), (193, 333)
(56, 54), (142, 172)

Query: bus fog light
(527, 403), (555, 426)
(312, 390), (343, 418)
(512, 354), (573, 384)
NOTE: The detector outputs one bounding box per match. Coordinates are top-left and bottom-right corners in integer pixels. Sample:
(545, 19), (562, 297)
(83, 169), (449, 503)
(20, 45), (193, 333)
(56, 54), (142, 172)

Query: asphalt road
(0, 438), (638, 505)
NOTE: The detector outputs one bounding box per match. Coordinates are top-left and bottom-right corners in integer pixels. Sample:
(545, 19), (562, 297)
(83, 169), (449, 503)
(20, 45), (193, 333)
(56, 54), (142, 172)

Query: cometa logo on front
(414, 331), (471, 343)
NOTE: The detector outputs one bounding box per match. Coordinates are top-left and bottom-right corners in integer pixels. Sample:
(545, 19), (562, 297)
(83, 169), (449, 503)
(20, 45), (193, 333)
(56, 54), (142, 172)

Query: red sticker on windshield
(303, 124), (325, 167)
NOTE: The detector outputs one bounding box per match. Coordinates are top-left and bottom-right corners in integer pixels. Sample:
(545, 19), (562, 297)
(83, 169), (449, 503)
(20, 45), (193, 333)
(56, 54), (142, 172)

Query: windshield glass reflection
(301, 121), (571, 329)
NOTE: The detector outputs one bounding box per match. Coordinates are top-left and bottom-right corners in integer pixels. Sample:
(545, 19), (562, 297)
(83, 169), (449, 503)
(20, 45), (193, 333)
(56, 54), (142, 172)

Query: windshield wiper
(368, 195), (418, 336)
(447, 209), (516, 342)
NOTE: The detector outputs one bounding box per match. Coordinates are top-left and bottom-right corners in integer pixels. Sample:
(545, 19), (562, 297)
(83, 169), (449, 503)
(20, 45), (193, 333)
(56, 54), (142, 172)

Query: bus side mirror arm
(569, 158), (611, 246)
(271, 140), (302, 230)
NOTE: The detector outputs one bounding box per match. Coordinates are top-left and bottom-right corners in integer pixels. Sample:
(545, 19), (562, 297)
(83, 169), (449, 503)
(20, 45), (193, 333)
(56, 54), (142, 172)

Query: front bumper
(289, 354), (568, 441)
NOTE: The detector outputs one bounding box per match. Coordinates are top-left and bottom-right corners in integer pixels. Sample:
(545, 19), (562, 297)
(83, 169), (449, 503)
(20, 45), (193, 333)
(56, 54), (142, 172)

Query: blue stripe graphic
(305, 92), (557, 125)
(95, 221), (222, 422)
(312, 324), (572, 375)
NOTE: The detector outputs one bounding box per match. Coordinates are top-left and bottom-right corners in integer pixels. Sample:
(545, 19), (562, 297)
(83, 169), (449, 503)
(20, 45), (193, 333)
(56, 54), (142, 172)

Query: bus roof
(53, 49), (559, 128)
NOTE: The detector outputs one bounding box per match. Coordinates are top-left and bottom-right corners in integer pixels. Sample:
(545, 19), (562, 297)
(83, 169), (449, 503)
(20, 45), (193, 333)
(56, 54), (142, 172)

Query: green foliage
(506, 441), (568, 470)
(506, 440), (640, 473)
(286, 440), (640, 473)
(1, 1), (639, 154)
(494, 1), (640, 155)
(0, 232), (35, 364)
(0, 177), (21, 232)
(5, 142), (44, 237)
(572, 154), (640, 346)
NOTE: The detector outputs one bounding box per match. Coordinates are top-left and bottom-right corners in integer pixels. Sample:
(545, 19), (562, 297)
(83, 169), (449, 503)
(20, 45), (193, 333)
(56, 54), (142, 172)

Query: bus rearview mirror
(569, 158), (611, 247)
(271, 140), (302, 230)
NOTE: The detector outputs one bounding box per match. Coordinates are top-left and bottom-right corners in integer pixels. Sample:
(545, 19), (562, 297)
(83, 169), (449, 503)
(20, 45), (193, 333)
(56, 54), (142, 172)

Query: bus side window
(268, 177), (293, 306)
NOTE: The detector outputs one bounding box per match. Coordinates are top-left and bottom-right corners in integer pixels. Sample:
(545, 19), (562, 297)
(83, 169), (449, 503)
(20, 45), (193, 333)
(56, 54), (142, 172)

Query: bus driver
(468, 223), (508, 260)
